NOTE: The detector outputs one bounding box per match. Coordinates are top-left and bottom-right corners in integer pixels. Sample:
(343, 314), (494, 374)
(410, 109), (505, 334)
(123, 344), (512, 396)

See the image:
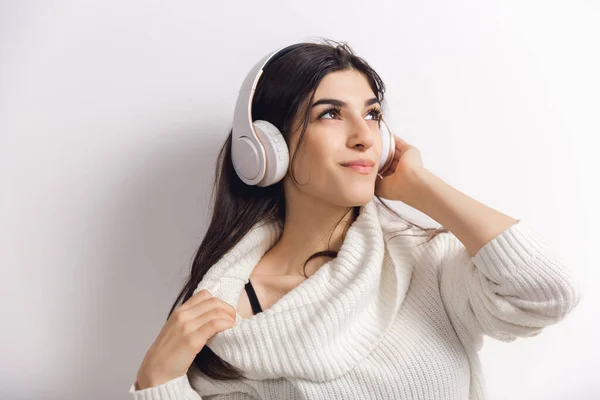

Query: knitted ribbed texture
(129, 199), (580, 400)
(129, 373), (201, 400)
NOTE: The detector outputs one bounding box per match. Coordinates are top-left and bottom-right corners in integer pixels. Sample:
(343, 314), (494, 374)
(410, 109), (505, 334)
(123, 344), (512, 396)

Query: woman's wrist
(135, 369), (159, 390)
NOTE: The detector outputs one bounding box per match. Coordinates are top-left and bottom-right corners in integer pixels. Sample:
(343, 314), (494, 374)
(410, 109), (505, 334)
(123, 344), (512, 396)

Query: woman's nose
(349, 117), (375, 147)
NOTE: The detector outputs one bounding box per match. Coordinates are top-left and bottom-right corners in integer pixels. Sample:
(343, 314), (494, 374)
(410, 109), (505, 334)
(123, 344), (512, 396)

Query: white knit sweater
(129, 199), (580, 399)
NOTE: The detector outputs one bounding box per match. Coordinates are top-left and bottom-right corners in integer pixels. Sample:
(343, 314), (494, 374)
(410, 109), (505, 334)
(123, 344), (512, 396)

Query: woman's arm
(434, 219), (580, 347)
(402, 167), (520, 258)
(405, 168), (580, 346)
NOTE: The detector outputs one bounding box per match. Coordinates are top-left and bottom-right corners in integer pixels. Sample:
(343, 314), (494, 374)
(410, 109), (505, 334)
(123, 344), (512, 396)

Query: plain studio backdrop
(1, 1), (598, 399)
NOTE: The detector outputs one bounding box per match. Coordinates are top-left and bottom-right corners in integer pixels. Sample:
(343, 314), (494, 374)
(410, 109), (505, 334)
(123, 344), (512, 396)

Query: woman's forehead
(312, 72), (377, 108)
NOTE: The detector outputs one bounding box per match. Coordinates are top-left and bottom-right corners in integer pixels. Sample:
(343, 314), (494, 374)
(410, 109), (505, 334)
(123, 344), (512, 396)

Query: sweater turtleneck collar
(192, 199), (419, 382)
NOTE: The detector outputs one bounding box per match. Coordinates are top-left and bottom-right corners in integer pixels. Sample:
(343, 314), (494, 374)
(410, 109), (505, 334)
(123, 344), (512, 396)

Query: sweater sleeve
(128, 373), (202, 400)
(436, 219), (581, 350)
(203, 393), (257, 399)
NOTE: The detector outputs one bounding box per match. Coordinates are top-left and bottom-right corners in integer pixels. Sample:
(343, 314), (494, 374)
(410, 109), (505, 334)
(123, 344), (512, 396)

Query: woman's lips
(343, 165), (373, 174)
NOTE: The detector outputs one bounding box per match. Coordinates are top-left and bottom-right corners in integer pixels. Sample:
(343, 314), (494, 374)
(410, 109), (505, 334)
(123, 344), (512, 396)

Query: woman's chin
(339, 191), (375, 206)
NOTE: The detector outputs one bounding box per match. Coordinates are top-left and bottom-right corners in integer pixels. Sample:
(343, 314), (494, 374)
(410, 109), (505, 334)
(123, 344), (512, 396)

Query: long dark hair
(167, 38), (448, 381)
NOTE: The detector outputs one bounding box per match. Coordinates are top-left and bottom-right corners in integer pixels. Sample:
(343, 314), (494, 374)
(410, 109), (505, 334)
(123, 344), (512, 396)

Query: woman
(129, 39), (581, 399)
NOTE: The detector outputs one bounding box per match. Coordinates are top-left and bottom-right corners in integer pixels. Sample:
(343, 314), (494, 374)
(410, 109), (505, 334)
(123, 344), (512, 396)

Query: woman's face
(284, 69), (383, 207)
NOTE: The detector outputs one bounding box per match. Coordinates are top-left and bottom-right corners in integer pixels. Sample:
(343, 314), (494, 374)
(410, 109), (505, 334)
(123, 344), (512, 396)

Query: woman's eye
(366, 109), (382, 120)
(318, 108), (381, 120)
(319, 110), (338, 120)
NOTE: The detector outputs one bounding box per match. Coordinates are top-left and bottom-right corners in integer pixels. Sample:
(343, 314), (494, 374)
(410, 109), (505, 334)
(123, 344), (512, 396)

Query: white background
(1, 1), (598, 399)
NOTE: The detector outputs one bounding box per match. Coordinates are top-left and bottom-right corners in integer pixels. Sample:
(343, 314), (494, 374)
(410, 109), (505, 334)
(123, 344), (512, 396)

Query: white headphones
(231, 43), (396, 187)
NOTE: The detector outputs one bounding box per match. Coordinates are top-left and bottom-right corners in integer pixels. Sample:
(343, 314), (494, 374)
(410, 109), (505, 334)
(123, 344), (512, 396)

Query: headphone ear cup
(378, 117), (395, 174)
(252, 120), (290, 187)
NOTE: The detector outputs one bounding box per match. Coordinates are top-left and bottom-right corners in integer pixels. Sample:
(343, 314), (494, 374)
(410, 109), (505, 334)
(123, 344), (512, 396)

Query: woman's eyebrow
(311, 97), (380, 108)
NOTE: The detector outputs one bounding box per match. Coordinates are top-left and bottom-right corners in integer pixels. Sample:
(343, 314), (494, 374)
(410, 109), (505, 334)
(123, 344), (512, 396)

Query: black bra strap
(245, 279), (263, 314)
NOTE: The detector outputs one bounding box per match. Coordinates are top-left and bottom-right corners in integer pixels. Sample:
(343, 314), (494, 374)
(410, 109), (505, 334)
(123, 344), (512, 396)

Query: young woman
(130, 39), (580, 400)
